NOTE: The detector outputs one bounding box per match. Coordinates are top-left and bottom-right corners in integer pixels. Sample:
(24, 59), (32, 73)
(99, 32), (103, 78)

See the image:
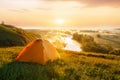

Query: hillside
(0, 24), (41, 47)
(0, 47), (120, 80)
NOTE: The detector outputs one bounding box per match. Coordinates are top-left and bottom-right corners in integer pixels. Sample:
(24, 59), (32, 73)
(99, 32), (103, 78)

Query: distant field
(27, 29), (120, 49)
(94, 34), (120, 48)
(0, 47), (120, 80)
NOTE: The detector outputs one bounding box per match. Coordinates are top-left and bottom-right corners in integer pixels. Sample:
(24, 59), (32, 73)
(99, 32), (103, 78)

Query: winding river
(63, 35), (82, 52)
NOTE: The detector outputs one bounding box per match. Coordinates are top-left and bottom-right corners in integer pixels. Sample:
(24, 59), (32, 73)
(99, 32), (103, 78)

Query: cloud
(8, 8), (30, 12)
(78, 0), (120, 7)
(36, 0), (83, 11)
(36, 7), (51, 11)
(42, 0), (120, 8)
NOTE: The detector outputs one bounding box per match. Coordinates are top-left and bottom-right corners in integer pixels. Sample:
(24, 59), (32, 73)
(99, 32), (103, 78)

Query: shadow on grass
(0, 61), (60, 80)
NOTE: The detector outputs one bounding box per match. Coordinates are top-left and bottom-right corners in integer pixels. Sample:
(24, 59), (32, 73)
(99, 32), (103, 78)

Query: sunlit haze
(0, 0), (120, 29)
(55, 18), (64, 25)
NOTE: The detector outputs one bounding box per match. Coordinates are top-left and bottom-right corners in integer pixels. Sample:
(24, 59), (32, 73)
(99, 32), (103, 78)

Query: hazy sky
(0, 0), (120, 28)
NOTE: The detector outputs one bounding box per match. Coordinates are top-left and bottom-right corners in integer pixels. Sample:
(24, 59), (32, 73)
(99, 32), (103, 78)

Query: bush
(82, 41), (109, 53)
(96, 34), (101, 38)
(73, 33), (109, 53)
(72, 33), (83, 43)
(73, 33), (94, 43)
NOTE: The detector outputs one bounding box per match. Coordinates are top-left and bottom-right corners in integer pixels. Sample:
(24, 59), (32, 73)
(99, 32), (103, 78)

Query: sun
(55, 18), (64, 25)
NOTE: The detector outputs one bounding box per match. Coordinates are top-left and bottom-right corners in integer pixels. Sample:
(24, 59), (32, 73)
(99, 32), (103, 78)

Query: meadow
(0, 47), (120, 80)
(1, 0), (120, 79)
(0, 25), (120, 80)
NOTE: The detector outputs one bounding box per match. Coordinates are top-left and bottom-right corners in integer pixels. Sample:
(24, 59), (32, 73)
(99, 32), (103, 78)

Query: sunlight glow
(55, 19), (64, 25)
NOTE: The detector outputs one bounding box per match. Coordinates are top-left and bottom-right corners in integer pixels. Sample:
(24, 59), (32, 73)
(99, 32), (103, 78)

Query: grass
(0, 47), (120, 80)
(0, 24), (41, 47)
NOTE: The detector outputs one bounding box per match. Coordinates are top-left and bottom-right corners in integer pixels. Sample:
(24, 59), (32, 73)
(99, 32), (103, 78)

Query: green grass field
(0, 47), (120, 80)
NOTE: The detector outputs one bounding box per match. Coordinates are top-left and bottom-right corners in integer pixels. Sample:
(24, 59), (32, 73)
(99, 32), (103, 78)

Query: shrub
(73, 33), (109, 53)
(82, 41), (109, 53)
(72, 33), (83, 43)
(96, 34), (101, 38)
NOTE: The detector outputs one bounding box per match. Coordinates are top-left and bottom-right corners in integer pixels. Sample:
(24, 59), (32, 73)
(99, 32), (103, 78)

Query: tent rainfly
(16, 39), (60, 64)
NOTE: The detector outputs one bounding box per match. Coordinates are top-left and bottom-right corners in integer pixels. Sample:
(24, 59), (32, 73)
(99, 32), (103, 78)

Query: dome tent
(16, 39), (60, 64)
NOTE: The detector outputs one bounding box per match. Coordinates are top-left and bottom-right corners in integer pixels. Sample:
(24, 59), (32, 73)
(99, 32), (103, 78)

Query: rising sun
(55, 18), (64, 25)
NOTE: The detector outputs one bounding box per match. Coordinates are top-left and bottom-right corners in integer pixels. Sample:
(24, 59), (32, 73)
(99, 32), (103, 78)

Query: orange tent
(16, 39), (60, 64)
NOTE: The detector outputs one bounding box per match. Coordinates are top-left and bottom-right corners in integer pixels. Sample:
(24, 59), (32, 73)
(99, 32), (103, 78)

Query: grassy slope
(0, 24), (41, 47)
(0, 25), (25, 46)
(0, 47), (120, 80)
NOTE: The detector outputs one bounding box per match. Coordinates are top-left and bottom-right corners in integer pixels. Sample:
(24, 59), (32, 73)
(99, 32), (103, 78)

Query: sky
(0, 0), (120, 28)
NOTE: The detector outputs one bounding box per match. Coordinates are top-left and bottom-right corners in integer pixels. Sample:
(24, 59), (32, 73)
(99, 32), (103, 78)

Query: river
(63, 35), (82, 52)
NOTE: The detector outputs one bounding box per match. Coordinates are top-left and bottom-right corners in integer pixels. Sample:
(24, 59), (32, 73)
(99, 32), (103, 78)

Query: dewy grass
(0, 47), (120, 80)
